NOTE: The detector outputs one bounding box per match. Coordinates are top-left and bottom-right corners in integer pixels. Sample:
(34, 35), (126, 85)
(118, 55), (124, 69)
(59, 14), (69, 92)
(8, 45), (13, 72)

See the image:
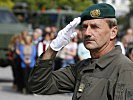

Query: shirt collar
(96, 45), (122, 68)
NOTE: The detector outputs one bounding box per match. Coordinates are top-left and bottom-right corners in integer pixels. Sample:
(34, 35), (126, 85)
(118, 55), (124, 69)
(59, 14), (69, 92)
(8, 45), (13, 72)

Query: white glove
(50, 17), (81, 51)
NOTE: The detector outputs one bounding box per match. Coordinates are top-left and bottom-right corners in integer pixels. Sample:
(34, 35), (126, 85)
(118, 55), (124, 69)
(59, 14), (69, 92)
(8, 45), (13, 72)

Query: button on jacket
(28, 46), (133, 100)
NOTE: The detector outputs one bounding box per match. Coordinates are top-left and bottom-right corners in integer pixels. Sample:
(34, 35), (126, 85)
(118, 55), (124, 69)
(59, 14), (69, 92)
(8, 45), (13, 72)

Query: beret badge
(90, 9), (101, 18)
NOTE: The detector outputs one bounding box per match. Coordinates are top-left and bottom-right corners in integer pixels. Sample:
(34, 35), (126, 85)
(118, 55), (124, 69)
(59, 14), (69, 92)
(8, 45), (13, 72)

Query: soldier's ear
(110, 26), (118, 40)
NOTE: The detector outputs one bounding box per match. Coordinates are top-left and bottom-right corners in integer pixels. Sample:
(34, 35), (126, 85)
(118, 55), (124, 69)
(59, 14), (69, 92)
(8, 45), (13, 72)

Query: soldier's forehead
(82, 19), (106, 25)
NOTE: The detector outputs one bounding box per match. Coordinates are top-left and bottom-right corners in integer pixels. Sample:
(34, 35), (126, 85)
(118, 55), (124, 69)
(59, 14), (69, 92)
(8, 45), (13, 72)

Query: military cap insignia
(90, 9), (101, 18)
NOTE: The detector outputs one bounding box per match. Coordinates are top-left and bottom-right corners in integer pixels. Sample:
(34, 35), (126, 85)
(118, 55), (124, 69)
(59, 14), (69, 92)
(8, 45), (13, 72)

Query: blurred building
(98, 0), (130, 16)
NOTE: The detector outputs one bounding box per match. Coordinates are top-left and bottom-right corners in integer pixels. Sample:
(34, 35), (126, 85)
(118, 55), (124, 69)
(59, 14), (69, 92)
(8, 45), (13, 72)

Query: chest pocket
(114, 82), (125, 100)
(76, 74), (109, 100)
(75, 65), (119, 100)
(74, 58), (120, 100)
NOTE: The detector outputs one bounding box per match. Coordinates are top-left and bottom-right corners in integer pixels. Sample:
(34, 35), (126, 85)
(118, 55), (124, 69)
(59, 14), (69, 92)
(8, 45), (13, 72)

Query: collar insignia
(78, 83), (85, 92)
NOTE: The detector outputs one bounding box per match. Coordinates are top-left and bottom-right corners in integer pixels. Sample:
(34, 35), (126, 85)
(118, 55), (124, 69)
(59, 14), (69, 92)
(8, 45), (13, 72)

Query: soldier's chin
(85, 45), (96, 50)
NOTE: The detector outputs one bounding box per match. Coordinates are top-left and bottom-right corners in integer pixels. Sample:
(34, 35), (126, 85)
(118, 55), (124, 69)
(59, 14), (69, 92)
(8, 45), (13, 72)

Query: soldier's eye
(91, 24), (99, 29)
(81, 25), (88, 31)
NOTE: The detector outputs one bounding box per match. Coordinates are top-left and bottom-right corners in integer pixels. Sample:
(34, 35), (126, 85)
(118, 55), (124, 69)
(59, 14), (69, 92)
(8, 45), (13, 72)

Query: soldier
(28, 3), (133, 100)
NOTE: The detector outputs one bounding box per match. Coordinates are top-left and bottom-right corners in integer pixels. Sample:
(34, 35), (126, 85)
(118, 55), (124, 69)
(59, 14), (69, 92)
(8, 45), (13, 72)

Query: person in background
(37, 33), (51, 57)
(76, 28), (83, 44)
(37, 27), (52, 57)
(28, 3), (133, 100)
(126, 42), (133, 62)
(77, 28), (91, 60)
(8, 33), (24, 93)
(19, 35), (37, 94)
(43, 26), (51, 35)
(115, 39), (126, 55)
(125, 28), (133, 42)
(122, 34), (131, 53)
(50, 25), (57, 39)
(78, 42), (91, 61)
(122, 28), (133, 53)
(62, 37), (78, 68)
(20, 31), (28, 45)
(32, 28), (43, 46)
(51, 25), (58, 34)
(8, 34), (21, 91)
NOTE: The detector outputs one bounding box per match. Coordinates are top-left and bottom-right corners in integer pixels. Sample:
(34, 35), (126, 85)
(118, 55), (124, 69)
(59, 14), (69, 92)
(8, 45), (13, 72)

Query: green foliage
(0, 0), (14, 9)
(27, 0), (38, 11)
(130, 0), (133, 9)
(13, 0), (93, 11)
(67, 0), (93, 11)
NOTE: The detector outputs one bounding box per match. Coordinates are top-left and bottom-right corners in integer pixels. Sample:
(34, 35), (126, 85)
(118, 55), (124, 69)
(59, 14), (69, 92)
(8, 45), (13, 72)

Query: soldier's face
(81, 19), (113, 51)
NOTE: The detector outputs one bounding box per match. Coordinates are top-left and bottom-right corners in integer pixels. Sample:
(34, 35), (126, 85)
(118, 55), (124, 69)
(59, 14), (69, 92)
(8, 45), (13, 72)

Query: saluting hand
(50, 17), (81, 51)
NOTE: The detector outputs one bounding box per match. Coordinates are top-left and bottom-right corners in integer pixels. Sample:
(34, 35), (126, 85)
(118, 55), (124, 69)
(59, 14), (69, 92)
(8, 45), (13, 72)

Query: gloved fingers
(50, 17), (80, 52)
(58, 28), (73, 37)
(70, 32), (77, 39)
(57, 30), (63, 36)
(64, 17), (81, 32)
(69, 17), (81, 28)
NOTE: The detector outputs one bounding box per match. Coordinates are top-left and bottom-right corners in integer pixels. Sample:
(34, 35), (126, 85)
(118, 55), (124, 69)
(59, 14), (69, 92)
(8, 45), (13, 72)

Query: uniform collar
(81, 45), (122, 73)
(81, 58), (98, 72)
(96, 45), (122, 68)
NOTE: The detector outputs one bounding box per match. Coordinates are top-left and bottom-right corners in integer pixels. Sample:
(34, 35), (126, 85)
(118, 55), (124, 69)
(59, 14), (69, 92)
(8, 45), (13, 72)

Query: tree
(92, 0), (98, 4)
(13, 0), (93, 12)
(130, 0), (133, 11)
(57, 0), (93, 11)
(0, 0), (14, 9)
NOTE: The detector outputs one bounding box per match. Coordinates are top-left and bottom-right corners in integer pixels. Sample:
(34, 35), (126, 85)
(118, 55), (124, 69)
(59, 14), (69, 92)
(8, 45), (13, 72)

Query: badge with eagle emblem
(90, 9), (101, 18)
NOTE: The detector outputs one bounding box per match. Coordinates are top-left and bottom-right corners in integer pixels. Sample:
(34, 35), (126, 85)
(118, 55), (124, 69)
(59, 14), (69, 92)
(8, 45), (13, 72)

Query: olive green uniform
(28, 46), (133, 100)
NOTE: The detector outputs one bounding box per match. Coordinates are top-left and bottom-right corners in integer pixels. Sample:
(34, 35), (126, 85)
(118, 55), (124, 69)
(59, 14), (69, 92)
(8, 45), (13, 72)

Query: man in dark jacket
(28, 3), (133, 100)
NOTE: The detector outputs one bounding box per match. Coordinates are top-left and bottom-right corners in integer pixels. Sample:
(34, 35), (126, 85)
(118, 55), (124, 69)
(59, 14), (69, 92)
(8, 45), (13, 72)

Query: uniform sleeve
(28, 57), (76, 95)
(114, 68), (133, 100)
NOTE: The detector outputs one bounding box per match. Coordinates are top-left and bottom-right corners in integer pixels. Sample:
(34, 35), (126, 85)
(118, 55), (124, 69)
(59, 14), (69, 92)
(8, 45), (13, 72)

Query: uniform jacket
(28, 45), (133, 100)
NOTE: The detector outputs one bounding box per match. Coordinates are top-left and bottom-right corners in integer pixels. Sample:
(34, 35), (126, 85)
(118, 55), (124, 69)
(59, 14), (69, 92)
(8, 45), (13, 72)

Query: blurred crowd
(7, 25), (133, 94)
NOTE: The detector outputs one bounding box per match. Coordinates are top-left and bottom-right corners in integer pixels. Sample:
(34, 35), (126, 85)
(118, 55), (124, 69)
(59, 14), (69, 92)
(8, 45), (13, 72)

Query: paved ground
(0, 66), (72, 100)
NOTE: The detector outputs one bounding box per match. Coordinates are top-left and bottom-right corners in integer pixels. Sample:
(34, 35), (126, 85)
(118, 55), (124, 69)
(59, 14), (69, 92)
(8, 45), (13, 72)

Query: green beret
(80, 3), (116, 24)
